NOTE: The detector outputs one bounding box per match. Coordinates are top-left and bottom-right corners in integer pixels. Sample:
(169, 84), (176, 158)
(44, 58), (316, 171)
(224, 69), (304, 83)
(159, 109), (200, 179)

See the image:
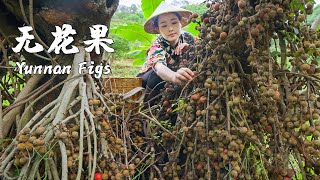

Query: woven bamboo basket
(103, 77), (143, 110)
(104, 77), (142, 94)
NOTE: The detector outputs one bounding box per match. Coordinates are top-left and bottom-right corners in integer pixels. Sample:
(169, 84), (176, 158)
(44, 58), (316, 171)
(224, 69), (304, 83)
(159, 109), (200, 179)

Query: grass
(108, 58), (141, 77)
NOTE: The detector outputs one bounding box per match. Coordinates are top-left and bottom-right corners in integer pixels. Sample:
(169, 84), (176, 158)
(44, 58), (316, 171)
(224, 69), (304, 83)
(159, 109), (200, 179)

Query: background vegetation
(108, 2), (207, 77)
(108, 3), (320, 77)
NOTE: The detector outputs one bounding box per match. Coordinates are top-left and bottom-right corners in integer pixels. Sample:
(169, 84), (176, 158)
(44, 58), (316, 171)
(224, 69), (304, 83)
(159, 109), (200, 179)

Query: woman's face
(156, 13), (182, 46)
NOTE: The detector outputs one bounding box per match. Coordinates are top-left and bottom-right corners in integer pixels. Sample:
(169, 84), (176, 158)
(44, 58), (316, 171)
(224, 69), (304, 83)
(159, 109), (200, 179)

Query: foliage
(1, 70), (25, 107)
(112, 7), (145, 26)
(109, 23), (155, 65)
(108, 34), (131, 59)
(118, 4), (139, 13)
(182, 3), (207, 15)
(141, 0), (164, 19)
(182, 3), (207, 36)
(109, 2), (207, 66)
(110, 5), (152, 63)
(110, 23), (154, 43)
(184, 22), (199, 36)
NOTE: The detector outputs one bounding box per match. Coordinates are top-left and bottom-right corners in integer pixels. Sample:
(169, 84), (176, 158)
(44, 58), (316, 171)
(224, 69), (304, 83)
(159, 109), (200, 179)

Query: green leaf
(287, 32), (300, 41)
(289, 12), (295, 17)
(179, 99), (185, 105)
(128, 50), (143, 56)
(129, 49), (147, 66)
(307, 49), (316, 55)
(271, 51), (281, 57)
(128, 49), (146, 58)
(133, 58), (146, 66)
(172, 106), (182, 113)
(290, 0), (305, 11)
(141, 0), (164, 19)
(9, 61), (16, 66)
(110, 23), (155, 43)
(307, 135), (312, 140)
(130, 44), (150, 51)
(3, 100), (10, 106)
(184, 22), (199, 36)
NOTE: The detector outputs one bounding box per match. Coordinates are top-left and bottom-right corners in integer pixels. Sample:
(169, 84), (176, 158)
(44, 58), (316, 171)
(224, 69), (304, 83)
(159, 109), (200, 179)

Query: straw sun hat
(144, 1), (192, 34)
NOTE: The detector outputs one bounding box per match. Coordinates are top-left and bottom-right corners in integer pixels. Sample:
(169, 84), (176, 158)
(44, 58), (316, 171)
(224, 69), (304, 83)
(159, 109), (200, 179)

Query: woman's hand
(154, 63), (194, 85)
(174, 43), (189, 55)
(171, 68), (194, 84)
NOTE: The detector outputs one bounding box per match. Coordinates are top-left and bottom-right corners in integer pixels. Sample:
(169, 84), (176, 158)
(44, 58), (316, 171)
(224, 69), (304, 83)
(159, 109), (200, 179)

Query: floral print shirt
(139, 31), (199, 74)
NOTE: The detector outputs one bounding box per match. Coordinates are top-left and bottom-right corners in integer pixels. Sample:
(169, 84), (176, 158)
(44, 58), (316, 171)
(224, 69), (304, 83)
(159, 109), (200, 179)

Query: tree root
(0, 44), (156, 179)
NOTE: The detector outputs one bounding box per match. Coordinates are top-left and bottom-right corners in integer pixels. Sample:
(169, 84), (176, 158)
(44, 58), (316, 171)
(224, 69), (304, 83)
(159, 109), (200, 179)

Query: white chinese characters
(13, 24), (114, 54)
(84, 25), (114, 54)
(12, 26), (44, 53)
(48, 24), (79, 54)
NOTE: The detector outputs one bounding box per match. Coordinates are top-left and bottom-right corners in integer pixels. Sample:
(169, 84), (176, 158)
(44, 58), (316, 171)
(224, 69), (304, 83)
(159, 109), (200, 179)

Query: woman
(138, 2), (199, 103)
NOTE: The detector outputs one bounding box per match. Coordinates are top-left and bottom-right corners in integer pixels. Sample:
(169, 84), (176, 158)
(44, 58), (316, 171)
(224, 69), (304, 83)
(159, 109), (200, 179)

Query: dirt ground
(108, 58), (141, 77)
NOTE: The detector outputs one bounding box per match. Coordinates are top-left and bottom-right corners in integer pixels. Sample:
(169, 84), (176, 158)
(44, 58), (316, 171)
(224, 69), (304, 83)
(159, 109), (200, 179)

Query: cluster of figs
(3, 0), (320, 179)
(156, 0), (320, 179)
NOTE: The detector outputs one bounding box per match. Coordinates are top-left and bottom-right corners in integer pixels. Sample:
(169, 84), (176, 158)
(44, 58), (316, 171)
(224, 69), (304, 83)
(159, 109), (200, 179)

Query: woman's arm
(154, 63), (194, 84)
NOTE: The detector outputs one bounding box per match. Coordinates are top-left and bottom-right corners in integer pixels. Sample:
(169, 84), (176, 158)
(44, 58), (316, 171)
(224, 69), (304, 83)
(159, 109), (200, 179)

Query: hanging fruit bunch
(157, 0), (320, 179)
(0, 85), (150, 180)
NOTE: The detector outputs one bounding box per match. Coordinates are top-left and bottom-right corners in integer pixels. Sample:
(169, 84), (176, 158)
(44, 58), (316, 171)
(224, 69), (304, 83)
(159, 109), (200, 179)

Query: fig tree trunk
(0, 0), (118, 179)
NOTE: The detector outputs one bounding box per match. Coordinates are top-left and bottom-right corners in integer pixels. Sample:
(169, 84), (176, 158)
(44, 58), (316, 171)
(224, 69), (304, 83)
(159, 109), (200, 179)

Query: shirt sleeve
(183, 32), (199, 45)
(146, 43), (167, 69)
(192, 35), (200, 44)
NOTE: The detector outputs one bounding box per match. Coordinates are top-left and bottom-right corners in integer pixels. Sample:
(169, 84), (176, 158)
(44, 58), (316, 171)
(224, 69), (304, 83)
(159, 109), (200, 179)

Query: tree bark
(0, 0), (119, 43)
(0, 0), (119, 138)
